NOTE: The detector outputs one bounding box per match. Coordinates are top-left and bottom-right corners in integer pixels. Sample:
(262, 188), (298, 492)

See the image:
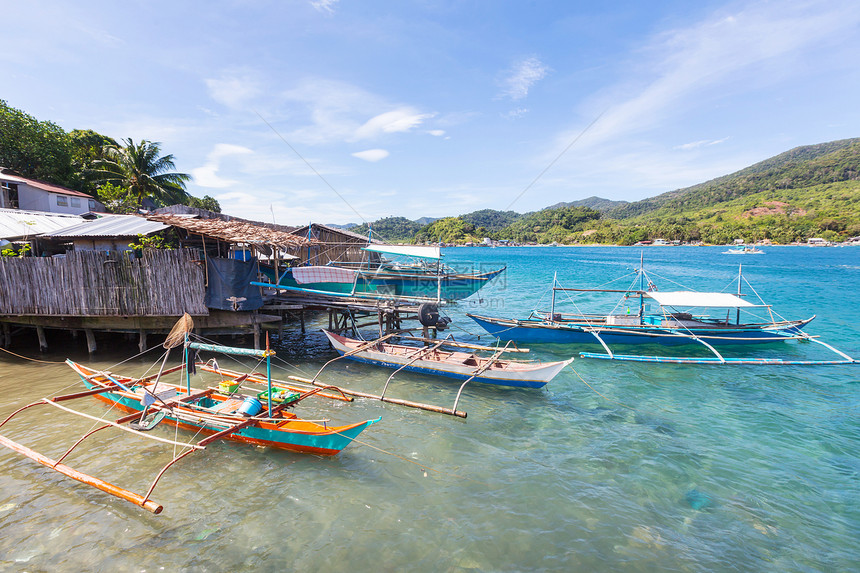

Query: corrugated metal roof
(0, 208), (84, 239)
(0, 169), (97, 198)
(40, 214), (168, 239)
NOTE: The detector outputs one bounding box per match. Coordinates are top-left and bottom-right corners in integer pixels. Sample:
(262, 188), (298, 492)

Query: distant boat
(723, 246), (764, 254)
(468, 257), (857, 365)
(323, 330), (573, 389)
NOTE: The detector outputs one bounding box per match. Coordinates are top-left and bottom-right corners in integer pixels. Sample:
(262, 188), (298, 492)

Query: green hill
(351, 216), (426, 242)
(607, 138), (860, 220)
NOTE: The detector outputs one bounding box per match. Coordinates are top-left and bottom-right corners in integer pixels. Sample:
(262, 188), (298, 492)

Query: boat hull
(467, 314), (813, 346)
(323, 330), (571, 388)
(261, 266), (505, 301)
(69, 362), (376, 456)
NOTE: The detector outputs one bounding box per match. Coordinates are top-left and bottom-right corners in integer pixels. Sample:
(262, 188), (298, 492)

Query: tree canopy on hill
(352, 216), (425, 242)
(496, 206), (602, 243)
(460, 209), (522, 231)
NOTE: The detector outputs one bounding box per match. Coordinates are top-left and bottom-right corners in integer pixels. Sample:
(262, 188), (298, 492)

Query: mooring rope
(0, 346), (66, 364)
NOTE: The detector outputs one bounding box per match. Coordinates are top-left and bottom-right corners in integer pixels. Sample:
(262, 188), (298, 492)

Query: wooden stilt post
(36, 326), (48, 352)
(378, 311), (384, 337)
(85, 329), (96, 354)
(299, 310), (305, 333)
(139, 329), (148, 353)
(253, 321), (261, 350)
(328, 310), (333, 332)
(1, 323), (9, 348)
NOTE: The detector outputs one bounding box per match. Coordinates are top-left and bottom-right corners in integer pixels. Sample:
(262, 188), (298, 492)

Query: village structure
(0, 169), (427, 354)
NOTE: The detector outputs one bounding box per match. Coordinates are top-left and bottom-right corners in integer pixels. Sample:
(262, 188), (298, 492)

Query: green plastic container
(257, 389), (300, 404)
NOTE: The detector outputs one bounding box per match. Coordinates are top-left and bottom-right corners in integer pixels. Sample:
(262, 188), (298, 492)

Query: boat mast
(736, 264), (742, 325)
(550, 271), (557, 319)
(638, 252), (645, 323)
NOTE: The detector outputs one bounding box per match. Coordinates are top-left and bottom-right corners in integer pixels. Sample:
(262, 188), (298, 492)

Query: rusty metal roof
(147, 214), (317, 248)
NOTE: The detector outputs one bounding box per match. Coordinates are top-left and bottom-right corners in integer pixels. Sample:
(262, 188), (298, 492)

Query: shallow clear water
(1, 246), (858, 572)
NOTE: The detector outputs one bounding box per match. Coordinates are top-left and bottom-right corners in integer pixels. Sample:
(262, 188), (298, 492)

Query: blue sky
(3, 0), (860, 225)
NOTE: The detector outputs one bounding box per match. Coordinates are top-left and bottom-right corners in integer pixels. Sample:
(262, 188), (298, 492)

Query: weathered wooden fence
(0, 249), (207, 316)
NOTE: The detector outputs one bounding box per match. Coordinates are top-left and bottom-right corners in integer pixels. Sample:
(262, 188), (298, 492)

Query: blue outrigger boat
(469, 260), (857, 366)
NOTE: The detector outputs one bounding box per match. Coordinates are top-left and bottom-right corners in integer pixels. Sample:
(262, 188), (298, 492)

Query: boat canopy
(645, 291), (761, 308)
(363, 244), (441, 259)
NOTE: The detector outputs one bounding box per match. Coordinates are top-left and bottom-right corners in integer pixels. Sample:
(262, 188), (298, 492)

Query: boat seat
(211, 398), (243, 414)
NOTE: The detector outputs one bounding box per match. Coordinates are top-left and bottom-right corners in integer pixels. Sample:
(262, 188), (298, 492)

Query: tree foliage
(0, 99), (73, 185)
(90, 138), (191, 207)
(352, 216), (426, 242)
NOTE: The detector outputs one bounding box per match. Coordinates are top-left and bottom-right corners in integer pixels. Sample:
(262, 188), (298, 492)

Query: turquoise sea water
(0, 246), (858, 571)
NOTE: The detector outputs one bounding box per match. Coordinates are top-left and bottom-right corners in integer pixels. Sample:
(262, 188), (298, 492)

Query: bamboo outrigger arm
(0, 433), (165, 514)
(312, 332), (400, 382)
(286, 374), (467, 418)
(380, 339), (450, 399)
(452, 342), (511, 413)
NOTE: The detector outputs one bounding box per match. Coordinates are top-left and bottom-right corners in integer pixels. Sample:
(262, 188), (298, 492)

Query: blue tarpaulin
(204, 257), (263, 311)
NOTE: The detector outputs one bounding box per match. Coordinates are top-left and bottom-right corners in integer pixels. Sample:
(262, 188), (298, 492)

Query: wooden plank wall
(0, 249), (207, 316)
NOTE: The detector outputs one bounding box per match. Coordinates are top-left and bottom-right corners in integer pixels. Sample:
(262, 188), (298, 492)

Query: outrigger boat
(322, 330), (573, 389)
(468, 259), (857, 366)
(723, 246), (765, 254)
(257, 244), (505, 302)
(0, 315), (378, 514)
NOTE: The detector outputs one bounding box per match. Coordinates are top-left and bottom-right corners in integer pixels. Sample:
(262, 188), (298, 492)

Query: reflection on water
(0, 246), (858, 571)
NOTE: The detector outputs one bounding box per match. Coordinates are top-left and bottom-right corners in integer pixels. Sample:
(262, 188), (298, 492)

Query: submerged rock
(685, 488), (713, 510)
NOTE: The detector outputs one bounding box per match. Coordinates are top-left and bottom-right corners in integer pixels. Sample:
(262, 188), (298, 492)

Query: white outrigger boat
(323, 330), (572, 389)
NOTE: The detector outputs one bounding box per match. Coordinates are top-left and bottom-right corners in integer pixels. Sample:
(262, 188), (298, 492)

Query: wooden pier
(0, 249), (279, 353)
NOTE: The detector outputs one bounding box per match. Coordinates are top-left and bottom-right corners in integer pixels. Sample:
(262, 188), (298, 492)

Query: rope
(0, 346), (66, 364)
(570, 367), (636, 411)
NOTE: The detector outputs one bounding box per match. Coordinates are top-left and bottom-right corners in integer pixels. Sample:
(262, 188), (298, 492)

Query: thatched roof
(147, 214), (317, 248)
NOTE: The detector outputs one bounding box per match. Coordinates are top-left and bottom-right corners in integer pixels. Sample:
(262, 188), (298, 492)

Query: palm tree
(91, 138), (191, 207)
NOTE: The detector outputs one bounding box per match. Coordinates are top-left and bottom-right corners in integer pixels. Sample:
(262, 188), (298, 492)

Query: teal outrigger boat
(0, 315), (378, 514)
(258, 244), (505, 302)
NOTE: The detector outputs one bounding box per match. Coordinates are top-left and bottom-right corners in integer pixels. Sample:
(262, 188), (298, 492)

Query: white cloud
(675, 137), (729, 150)
(205, 70), (262, 109)
(428, 130), (446, 137)
(352, 149), (390, 162)
(580, 2), (860, 147)
(500, 56), (549, 100)
(191, 143), (253, 188)
(503, 108), (529, 119)
(310, 0), (339, 15)
(353, 108), (434, 140)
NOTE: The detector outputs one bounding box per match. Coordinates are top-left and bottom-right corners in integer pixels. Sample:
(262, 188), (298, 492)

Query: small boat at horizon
(722, 246), (765, 254)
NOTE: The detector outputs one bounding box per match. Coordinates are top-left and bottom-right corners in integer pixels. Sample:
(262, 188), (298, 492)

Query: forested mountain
(351, 217), (426, 242)
(545, 196), (628, 212)
(607, 138), (860, 219)
(460, 209), (523, 231)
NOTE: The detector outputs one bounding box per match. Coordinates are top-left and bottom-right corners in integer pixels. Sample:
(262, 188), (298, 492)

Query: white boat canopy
(645, 291), (762, 308)
(363, 244), (441, 259)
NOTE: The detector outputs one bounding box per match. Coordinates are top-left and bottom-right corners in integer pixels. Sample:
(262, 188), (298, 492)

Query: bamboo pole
(0, 434), (163, 514)
(286, 374), (467, 418)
